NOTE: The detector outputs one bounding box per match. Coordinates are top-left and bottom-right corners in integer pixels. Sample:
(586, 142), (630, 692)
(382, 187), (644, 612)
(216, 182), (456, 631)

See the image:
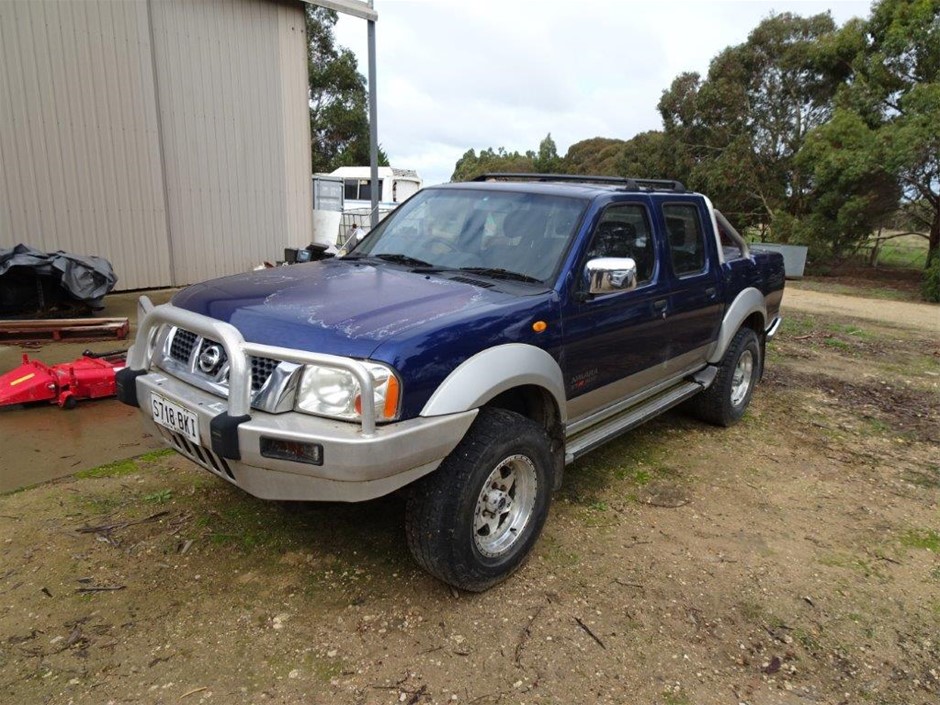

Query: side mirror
(584, 257), (638, 295)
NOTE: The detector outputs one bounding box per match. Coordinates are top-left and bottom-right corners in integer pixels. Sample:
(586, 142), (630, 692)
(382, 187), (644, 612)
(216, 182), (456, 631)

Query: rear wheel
(689, 327), (761, 427)
(405, 408), (553, 592)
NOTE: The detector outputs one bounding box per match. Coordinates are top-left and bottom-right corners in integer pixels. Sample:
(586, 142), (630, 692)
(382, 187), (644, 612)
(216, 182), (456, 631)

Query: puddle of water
(0, 398), (160, 492)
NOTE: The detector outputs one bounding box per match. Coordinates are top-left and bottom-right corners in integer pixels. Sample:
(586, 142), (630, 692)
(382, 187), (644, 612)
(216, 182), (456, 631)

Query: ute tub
(118, 297), (477, 501)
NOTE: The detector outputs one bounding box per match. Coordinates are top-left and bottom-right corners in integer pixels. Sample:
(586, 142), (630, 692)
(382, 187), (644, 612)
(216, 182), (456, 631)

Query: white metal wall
(0, 0), (173, 289)
(0, 0), (312, 290)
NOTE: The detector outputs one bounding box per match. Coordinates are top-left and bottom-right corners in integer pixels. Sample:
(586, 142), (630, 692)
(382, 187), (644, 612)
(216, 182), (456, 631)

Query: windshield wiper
(458, 267), (542, 284)
(373, 253), (436, 268)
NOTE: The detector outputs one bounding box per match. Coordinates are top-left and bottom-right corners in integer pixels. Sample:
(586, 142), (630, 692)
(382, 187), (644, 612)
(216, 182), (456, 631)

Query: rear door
(658, 199), (724, 364)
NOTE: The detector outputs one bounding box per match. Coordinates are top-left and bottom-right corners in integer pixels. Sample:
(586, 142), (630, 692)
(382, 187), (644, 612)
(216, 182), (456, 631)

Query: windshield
(348, 188), (587, 283)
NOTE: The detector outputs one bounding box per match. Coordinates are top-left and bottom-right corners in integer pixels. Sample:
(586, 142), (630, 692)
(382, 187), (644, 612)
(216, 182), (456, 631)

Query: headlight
(294, 361), (401, 422)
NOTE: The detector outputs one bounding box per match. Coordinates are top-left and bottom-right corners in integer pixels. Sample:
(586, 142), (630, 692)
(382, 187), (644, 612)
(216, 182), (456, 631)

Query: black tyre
(405, 408), (553, 592)
(688, 327), (761, 427)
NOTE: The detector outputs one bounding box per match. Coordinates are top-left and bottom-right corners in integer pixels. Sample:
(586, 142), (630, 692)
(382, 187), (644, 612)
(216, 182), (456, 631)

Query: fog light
(260, 437), (323, 466)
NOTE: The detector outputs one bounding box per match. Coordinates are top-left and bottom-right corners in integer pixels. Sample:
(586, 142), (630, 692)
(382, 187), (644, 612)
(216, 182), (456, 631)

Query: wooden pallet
(0, 317), (130, 343)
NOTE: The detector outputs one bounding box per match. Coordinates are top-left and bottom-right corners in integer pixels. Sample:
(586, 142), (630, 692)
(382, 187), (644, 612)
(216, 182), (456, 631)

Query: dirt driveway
(783, 287), (938, 331)
(1, 288), (938, 705)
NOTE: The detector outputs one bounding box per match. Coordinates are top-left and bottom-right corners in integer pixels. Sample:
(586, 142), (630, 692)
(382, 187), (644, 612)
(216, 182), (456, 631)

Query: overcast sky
(334, 0), (873, 186)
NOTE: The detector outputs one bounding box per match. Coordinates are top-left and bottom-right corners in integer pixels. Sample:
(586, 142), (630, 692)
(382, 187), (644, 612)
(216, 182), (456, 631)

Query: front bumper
(134, 371), (476, 502)
(118, 298), (476, 502)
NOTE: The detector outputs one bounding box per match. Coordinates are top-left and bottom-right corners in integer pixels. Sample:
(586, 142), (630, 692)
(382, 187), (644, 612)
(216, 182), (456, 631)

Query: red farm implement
(0, 350), (126, 409)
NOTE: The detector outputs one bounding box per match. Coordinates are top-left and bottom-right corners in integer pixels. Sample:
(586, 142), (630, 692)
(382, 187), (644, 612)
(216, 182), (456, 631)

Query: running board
(564, 380), (703, 464)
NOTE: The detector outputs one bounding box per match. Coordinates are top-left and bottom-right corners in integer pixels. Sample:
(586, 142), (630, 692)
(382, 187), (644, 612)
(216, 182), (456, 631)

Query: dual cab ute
(118, 174), (785, 591)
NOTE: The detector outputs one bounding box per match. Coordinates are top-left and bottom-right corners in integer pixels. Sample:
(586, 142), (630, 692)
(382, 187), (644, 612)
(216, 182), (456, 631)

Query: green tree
(533, 133), (562, 173)
(658, 13), (846, 232)
(562, 137), (627, 175)
(450, 147), (536, 181)
(617, 131), (682, 182)
(795, 109), (900, 257)
(799, 0), (939, 265)
(862, 0), (940, 263)
(306, 7), (388, 173)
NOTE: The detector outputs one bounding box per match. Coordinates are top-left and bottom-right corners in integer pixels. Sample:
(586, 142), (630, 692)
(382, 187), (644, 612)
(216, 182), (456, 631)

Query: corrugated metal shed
(0, 0), (313, 290)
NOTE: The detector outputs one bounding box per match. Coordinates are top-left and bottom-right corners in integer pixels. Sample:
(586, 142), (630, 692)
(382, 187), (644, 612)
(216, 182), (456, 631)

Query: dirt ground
(0, 286), (937, 705)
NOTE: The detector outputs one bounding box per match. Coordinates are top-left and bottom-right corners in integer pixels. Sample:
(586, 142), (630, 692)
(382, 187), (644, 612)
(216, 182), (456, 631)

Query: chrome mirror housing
(584, 257), (638, 295)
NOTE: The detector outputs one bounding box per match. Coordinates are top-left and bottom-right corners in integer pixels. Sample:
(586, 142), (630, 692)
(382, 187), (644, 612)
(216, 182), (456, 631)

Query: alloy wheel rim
(473, 454), (538, 558)
(730, 350), (754, 407)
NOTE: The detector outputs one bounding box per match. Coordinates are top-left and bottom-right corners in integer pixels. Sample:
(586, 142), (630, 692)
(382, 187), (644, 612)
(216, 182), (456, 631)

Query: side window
(585, 205), (656, 284)
(663, 204), (706, 276)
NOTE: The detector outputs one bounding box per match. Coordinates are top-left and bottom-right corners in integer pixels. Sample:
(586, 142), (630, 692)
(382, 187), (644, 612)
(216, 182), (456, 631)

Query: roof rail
(471, 173), (687, 193)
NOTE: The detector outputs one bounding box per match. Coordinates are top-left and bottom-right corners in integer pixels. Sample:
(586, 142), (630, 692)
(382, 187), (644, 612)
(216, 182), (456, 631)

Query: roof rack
(471, 173), (687, 193)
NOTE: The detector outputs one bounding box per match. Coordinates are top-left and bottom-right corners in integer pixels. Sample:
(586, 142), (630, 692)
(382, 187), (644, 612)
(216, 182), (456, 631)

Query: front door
(562, 202), (673, 421)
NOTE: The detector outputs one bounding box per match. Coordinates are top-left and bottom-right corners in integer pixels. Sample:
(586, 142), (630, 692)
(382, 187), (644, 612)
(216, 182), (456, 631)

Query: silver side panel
(706, 287), (767, 363)
(565, 346), (709, 428)
(420, 344), (567, 423)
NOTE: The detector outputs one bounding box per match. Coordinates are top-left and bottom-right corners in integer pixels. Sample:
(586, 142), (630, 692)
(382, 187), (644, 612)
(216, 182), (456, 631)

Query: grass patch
(780, 314), (816, 337)
(75, 458), (140, 479)
(313, 656), (345, 682)
(829, 323), (877, 341)
(900, 529), (940, 552)
(818, 553), (887, 579)
(137, 449), (174, 462)
(81, 494), (126, 514)
(663, 690), (692, 705)
(562, 424), (678, 506)
(537, 534), (580, 569)
(143, 489), (173, 504)
(822, 337), (853, 352)
(862, 418), (891, 436)
(792, 626), (823, 654)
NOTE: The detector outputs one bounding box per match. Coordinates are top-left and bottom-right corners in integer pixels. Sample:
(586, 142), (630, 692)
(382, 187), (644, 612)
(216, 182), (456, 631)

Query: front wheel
(405, 408), (553, 592)
(688, 327), (761, 427)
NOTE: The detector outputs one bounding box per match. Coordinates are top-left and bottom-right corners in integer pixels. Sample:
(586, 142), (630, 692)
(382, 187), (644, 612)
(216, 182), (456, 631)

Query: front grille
(166, 327), (282, 393)
(250, 356), (279, 392)
(170, 329), (198, 362)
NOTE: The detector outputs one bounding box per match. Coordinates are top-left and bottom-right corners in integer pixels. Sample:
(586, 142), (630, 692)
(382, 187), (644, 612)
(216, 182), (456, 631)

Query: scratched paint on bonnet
(171, 259), (495, 357)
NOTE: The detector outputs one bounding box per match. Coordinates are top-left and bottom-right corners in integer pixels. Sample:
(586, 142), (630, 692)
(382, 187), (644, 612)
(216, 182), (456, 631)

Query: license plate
(151, 393), (199, 444)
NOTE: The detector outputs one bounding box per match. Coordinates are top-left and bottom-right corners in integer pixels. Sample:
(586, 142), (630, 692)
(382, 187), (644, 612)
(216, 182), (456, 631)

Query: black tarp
(0, 244), (118, 315)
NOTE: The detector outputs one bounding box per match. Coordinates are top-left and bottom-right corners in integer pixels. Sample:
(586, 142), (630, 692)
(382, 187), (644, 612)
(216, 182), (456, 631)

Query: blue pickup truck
(117, 174), (784, 591)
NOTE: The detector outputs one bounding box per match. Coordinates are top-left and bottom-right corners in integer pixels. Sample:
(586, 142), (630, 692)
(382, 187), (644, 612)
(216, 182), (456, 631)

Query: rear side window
(663, 204), (706, 276)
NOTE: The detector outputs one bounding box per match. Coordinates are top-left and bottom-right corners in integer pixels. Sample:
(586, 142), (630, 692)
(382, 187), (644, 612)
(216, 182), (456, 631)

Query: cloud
(334, 0), (872, 186)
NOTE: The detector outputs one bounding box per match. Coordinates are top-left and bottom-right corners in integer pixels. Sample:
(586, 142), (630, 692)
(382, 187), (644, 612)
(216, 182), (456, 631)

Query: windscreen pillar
(368, 14), (379, 228)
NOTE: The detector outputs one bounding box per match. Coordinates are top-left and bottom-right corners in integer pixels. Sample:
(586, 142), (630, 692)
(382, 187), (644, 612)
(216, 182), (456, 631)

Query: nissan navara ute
(117, 173), (785, 591)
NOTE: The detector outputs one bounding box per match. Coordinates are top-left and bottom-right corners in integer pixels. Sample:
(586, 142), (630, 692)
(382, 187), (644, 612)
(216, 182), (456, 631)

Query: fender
(420, 343), (567, 422)
(706, 287), (766, 363)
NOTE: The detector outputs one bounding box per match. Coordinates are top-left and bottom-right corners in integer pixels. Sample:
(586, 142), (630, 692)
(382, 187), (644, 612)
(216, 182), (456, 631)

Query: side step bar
(564, 380), (704, 464)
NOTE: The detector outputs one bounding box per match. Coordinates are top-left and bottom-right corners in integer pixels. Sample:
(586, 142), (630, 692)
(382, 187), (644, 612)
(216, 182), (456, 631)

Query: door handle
(653, 299), (668, 319)
(705, 286), (718, 300)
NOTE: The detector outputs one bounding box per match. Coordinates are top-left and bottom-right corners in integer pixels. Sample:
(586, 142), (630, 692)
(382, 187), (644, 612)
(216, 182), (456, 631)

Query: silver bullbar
(130, 296), (379, 435)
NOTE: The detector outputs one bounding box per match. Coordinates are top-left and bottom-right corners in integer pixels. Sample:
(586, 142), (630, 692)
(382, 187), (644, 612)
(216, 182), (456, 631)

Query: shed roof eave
(297, 0), (377, 22)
